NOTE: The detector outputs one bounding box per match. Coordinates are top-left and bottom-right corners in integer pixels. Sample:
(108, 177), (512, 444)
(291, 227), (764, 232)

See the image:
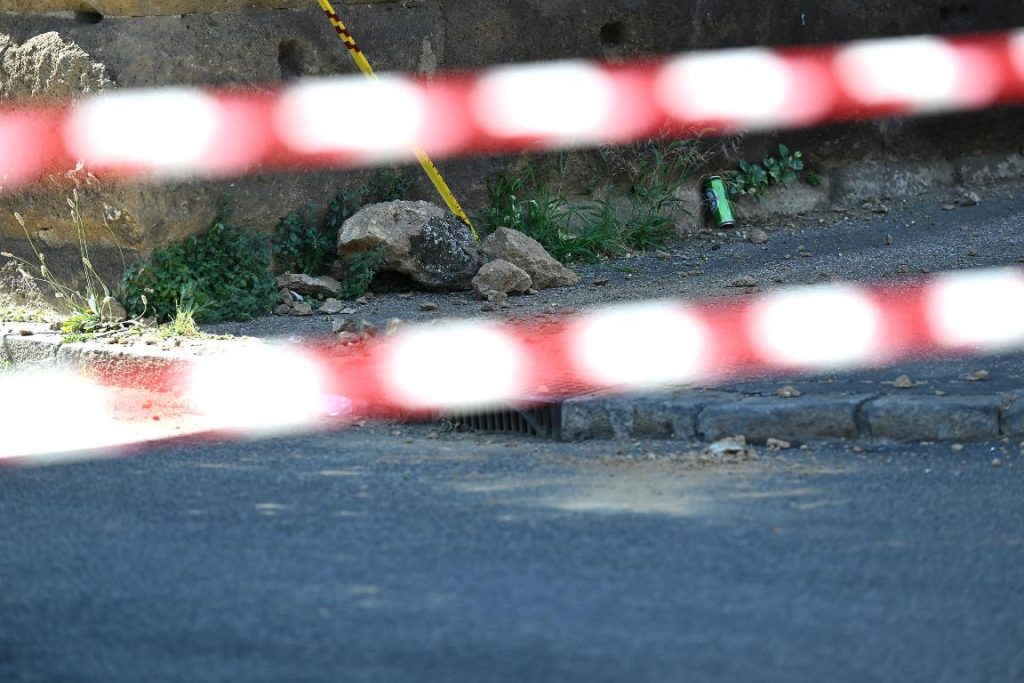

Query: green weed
(272, 204), (333, 276)
(3, 190), (122, 334)
(121, 198), (277, 323)
(336, 246), (388, 300)
(725, 144), (813, 198)
(480, 139), (706, 264)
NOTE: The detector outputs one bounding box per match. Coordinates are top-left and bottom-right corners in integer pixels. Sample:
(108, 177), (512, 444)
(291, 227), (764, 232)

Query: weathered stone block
(999, 396), (1024, 437)
(561, 389), (736, 441)
(2, 333), (62, 370)
(863, 395), (1004, 442)
(697, 395), (870, 443)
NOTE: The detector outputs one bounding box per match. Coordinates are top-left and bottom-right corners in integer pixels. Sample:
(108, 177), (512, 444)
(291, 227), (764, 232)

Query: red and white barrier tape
(1, 30), (1024, 188)
(3, 267), (1024, 461)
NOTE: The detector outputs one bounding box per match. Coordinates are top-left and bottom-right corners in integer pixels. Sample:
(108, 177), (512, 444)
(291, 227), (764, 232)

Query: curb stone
(5, 326), (1024, 446)
(863, 394), (1011, 442)
(696, 394), (874, 443)
(561, 388), (1024, 445)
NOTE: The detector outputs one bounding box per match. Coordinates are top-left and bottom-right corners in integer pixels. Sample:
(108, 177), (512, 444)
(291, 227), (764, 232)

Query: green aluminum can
(703, 175), (735, 229)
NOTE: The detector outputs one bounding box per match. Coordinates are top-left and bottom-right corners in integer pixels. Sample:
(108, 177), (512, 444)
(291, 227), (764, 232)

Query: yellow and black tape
(314, 0), (478, 237)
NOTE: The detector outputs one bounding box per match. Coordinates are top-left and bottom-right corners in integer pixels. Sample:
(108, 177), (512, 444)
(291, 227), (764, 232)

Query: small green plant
(336, 246), (387, 299)
(725, 144), (811, 198)
(121, 198), (277, 323)
(272, 204), (333, 276)
(3, 190), (122, 337)
(480, 139), (706, 264)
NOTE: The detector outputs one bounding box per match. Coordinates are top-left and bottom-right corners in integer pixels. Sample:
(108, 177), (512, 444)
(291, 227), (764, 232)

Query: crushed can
(703, 175), (736, 229)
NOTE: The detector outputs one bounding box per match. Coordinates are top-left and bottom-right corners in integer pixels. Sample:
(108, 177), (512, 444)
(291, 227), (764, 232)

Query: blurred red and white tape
(1, 29), (1024, 189)
(3, 267), (1024, 462)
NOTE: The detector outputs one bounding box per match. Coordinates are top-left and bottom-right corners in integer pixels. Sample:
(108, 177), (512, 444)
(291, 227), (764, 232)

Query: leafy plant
(725, 144), (811, 197)
(121, 199), (277, 323)
(272, 204), (333, 276)
(336, 246), (388, 299)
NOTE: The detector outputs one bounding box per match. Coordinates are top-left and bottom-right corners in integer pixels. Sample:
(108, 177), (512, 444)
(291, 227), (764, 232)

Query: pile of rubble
(272, 200), (580, 319)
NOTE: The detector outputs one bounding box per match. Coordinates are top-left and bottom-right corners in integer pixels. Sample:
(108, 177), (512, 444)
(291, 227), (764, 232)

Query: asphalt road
(2, 427), (1022, 683)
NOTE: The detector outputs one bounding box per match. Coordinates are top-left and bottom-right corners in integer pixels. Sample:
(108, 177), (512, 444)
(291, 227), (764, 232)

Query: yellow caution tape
(314, 0), (478, 239)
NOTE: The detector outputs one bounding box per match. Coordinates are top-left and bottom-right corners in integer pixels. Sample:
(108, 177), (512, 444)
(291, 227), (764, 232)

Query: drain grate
(444, 402), (562, 440)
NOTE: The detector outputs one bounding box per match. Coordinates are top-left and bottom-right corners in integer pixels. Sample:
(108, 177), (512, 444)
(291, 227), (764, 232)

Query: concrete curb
(561, 387), (1024, 445)
(0, 325), (258, 387)
(5, 325), (1024, 446)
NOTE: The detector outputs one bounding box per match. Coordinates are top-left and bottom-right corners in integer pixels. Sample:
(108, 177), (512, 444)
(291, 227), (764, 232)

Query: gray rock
(289, 303), (313, 317)
(481, 228), (579, 290)
(697, 395), (872, 443)
(317, 298), (345, 315)
(275, 274), (342, 299)
(338, 201), (482, 291)
(472, 259), (532, 298)
(863, 395), (1005, 442)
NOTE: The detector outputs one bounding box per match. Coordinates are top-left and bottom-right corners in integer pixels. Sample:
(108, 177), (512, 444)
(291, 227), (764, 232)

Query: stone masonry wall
(1, 0), (1023, 285)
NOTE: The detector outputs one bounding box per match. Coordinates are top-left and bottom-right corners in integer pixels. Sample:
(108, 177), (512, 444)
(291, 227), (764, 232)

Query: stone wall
(1, 0), (1023, 285)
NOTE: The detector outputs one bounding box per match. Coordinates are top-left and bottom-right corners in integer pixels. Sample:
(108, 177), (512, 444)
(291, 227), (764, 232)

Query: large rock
(337, 201), (483, 291)
(472, 259), (532, 298)
(0, 32), (112, 101)
(481, 228), (579, 290)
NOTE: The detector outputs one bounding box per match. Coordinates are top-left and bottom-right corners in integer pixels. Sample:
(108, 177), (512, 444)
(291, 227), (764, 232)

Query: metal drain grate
(444, 403), (562, 440)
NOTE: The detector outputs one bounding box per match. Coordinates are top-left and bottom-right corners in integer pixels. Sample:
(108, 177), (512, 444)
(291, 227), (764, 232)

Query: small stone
(776, 385), (802, 398)
(274, 304), (291, 316)
(942, 203), (956, 211)
(290, 303), (313, 316)
(278, 289), (295, 305)
(385, 318), (406, 336)
(729, 276), (758, 288)
(355, 296), (369, 305)
(967, 249), (978, 257)
(892, 374), (914, 389)
(487, 291), (510, 309)
(592, 278), (610, 287)
(766, 438), (792, 450)
(318, 298), (345, 315)
(799, 251), (813, 258)
(965, 370), (990, 382)
(748, 228), (769, 245)
(525, 288), (539, 296)
(655, 250), (671, 260)
(952, 443), (964, 451)
(340, 307), (357, 315)
(885, 234), (894, 246)
(420, 302), (439, 312)
(704, 435), (757, 460)
(992, 458), (1002, 467)
(335, 332), (361, 345)
(480, 302), (496, 312)
(960, 191), (981, 207)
